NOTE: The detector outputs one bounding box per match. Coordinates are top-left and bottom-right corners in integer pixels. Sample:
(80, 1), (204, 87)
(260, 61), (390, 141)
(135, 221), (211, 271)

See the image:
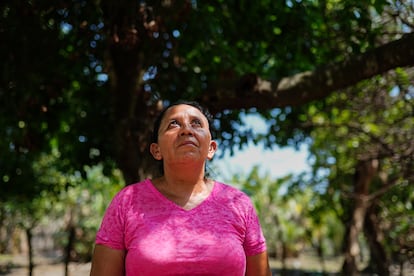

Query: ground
(1, 254), (413, 275)
(0, 254), (90, 276)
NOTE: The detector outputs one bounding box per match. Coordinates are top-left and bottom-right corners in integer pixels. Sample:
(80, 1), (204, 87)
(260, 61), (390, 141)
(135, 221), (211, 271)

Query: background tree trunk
(363, 203), (389, 276)
(316, 236), (327, 274)
(25, 228), (33, 276)
(342, 159), (378, 275)
(64, 224), (75, 276)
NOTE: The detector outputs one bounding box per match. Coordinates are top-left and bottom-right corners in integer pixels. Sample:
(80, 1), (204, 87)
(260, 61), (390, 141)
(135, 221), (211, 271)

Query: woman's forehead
(163, 104), (206, 119)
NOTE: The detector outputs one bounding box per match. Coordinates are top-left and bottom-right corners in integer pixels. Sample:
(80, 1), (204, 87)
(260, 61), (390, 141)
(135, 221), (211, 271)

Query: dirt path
(2, 254), (413, 276)
(0, 254), (90, 276)
(1, 263), (90, 276)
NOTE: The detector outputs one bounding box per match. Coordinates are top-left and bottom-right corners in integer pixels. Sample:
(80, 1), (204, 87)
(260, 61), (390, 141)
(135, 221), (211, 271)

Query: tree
(304, 68), (414, 275)
(99, 0), (414, 183)
(2, 0), (413, 189)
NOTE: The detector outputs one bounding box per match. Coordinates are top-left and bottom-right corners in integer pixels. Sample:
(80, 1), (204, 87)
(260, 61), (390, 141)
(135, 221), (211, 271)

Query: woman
(90, 101), (271, 276)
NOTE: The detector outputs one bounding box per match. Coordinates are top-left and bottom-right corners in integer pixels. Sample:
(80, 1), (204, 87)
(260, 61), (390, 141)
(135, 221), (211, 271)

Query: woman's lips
(179, 140), (197, 147)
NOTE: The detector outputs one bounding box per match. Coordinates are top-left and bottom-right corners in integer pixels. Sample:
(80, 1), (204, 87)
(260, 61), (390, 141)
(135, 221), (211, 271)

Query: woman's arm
(90, 244), (126, 276)
(245, 251), (272, 276)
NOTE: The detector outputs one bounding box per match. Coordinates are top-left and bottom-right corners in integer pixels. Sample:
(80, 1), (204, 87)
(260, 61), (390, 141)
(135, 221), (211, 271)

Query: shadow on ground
(271, 268), (340, 276)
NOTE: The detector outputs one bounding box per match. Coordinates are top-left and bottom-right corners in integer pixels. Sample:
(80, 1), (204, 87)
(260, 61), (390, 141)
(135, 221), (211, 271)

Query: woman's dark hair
(151, 100), (215, 143)
(150, 100), (216, 176)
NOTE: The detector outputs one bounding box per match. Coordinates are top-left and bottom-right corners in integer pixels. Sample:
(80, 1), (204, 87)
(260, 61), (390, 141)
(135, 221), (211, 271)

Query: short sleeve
(95, 189), (126, 250)
(243, 200), (267, 256)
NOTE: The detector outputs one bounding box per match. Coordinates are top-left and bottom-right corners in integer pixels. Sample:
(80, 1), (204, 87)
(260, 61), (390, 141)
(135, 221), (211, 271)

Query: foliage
(0, 0), (113, 201)
(2, 0), (410, 195)
(33, 158), (124, 261)
(303, 68), (414, 267)
(156, 0), (398, 151)
(0, 159), (124, 261)
(231, 166), (344, 259)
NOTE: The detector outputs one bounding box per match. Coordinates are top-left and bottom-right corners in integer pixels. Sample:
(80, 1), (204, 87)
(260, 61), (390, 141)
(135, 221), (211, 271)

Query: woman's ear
(207, 140), (218, 160)
(150, 143), (163, 160)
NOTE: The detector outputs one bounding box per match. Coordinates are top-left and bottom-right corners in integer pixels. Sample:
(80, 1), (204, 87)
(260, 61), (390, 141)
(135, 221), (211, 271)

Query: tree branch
(201, 32), (414, 113)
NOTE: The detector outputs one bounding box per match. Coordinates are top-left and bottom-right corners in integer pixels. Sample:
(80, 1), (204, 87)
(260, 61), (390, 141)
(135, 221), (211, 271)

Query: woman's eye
(191, 119), (202, 126)
(169, 120), (180, 127)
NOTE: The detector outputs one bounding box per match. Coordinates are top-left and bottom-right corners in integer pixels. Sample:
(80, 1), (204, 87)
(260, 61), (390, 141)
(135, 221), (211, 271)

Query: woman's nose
(180, 123), (194, 135)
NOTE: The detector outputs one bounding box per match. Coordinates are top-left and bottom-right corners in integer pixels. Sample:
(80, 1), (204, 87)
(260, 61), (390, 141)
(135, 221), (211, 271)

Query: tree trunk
(281, 242), (288, 276)
(64, 224), (76, 276)
(101, 0), (163, 184)
(363, 203), (389, 276)
(317, 236), (327, 274)
(25, 228), (34, 276)
(342, 159), (378, 275)
(342, 199), (368, 276)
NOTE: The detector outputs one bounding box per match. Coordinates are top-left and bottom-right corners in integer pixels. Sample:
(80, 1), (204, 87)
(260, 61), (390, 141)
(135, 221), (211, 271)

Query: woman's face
(150, 104), (217, 165)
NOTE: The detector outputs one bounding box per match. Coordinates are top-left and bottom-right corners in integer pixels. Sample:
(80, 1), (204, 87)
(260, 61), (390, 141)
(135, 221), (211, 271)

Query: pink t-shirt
(96, 179), (266, 276)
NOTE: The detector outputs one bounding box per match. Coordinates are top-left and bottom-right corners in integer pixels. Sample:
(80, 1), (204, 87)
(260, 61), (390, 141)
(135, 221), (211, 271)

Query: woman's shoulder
(213, 181), (252, 204)
(214, 181), (246, 193)
(116, 178), (149, 192)
(111, 179), (152, 203)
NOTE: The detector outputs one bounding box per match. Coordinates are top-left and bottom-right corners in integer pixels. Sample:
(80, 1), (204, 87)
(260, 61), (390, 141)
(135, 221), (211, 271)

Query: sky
(212, 143), (310, 181)
(211, 114), (311, 181)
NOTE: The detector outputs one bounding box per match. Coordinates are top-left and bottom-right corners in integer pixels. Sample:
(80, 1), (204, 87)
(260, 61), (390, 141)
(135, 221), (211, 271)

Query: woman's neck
(153, 160), (210, 199)
(163, 165), (205, 191)
(153, 169), (214, 210)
